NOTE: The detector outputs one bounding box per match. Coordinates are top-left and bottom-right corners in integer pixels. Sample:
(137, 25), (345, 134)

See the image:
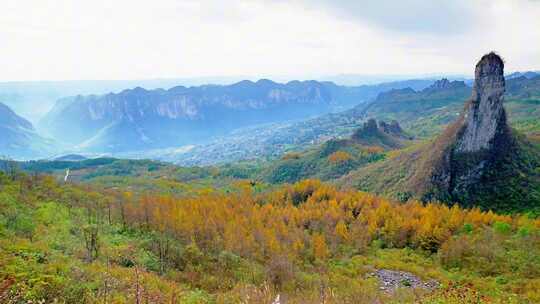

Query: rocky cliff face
(353, 119), (408, 140)
(423, 52), (539, 210)
(425, 53), (510, 202)
(456, 53), (507, 152)
(379, 120), (405, 137)
(40, 80), (349, 152)
(342, 53), (539, 211)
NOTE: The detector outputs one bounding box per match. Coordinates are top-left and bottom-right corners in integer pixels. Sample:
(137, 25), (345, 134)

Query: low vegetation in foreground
(1, 171), (539, 303)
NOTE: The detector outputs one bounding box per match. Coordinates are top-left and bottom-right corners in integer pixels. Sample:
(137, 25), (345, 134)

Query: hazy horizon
(0, 72), (473, 85)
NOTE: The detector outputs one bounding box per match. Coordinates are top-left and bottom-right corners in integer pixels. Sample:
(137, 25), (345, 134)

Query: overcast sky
(1, 0), (539, 81)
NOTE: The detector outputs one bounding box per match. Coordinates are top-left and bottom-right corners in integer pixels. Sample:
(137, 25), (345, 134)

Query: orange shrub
(328, 151), (353, 164)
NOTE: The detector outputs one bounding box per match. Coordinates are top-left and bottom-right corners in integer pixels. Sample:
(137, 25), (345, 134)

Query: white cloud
(296, 0), (480, 35)
(0, 0), (539, 81)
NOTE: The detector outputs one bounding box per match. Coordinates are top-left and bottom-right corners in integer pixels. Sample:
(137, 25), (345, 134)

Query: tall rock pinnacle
(427, 52), (538, 210)
(456, 52), (507, 152)
(419, 52), (517, 205)
(342, 52), (540, 211)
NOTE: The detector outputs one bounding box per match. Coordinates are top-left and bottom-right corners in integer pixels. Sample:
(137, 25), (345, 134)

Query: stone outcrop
(353, 119), (407, 139)
(418, 52), (540, 210)
(456, 53), (507, 152)
(362, 118), (379, 135)
(379, 120), (405, 137)
(423, 53), (512, 203)
(341, 52), (539, 211)
(350, 119), (411, 149)
(371, 269), (440, 293)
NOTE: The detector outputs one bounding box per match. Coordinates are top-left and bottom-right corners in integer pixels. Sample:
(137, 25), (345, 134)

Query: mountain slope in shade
(341, 53), (540, 212)
(0, 102), (52, 159)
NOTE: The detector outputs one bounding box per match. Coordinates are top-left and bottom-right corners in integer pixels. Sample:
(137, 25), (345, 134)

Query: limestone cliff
(456, 53), (507, 153)
(418, 53), (540, 210)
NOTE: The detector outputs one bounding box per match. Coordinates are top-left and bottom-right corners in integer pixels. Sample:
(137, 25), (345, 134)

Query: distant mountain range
(506, 71), (539, 79)
(152, 75), (540, 166)
(0, 76), (440, 123)
(1, 71), (536, 123)
(40, 80), (335, 152)
(38, 79), (439, 153)
(1, 72), (538, 161)
(357, 78), (472, 137)
(0, 102), (52, 159)
(354, 75), (540, 136)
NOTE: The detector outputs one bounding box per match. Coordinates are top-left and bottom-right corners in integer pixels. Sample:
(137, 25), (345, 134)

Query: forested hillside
(1, 170), (539, 303)
(259, 119), (411, 184)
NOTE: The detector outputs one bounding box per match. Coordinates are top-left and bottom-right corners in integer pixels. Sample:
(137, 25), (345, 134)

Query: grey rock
(456, 52), (506, 153)
(419, 52), (537, 210)
(379, 120), (405, 137)
(371, 269), (440, 293)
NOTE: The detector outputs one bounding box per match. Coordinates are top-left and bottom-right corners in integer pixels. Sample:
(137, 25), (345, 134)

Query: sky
(1, 0), (540, 81)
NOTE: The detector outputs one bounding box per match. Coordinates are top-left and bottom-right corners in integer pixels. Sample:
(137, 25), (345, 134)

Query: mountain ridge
(39, 78), (439, 153)
(40, 80), (338, 152)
